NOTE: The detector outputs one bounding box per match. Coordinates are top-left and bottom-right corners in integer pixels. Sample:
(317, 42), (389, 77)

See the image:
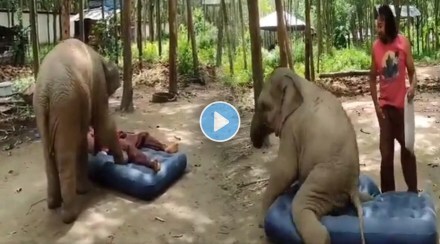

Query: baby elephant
(250, 67), (369, 244)
(33, 38), (125, 224)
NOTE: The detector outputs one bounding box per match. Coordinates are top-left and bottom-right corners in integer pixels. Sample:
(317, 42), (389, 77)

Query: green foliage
(176, 25), (193, 75)
(319, 47), (370, 72)
(333, 26), (351, 49)
(221, 45), (252, 87)
(12, 76), (34, 93)
(131, 41), (160, 63)
(23, 0), (436, 91)
(175, 7), (218, 75)
(91, 19), (122, 62)
(413, 50), (440, 65)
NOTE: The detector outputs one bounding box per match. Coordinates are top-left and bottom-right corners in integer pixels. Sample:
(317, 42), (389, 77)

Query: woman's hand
(407, 85), (415, 102)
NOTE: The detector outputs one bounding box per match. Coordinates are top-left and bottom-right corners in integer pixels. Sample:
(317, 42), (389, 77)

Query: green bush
(176, 25), (194, 75)
(319, 47), (370, 73)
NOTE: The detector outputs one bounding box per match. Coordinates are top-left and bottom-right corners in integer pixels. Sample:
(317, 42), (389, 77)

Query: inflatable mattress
(264, 174), (438, 244)
(88, 148), (187, 200)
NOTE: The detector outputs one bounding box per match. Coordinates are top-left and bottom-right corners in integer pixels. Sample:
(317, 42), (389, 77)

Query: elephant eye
(260, 102), (270, 111)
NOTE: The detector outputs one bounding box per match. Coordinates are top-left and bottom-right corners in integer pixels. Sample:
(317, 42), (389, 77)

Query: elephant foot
(47, 197), (62, 209)
(61, 206), (79, 224)
(76, 179), (92, 195)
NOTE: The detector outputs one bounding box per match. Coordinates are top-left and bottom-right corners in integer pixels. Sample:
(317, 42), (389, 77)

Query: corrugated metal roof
(375, 4), (421, 18)
(259, 11), (308, 30)
(201, 0), (230, 5)
(88, 0), (121, 10)
(70, 7), (120, 21)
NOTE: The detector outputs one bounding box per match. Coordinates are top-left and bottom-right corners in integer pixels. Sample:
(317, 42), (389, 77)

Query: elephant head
(250, 67), (304, 148)
(102, 59), (121, 97)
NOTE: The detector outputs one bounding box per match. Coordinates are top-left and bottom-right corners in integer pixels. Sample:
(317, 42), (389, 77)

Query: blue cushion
(88, 148), (187, 201)
(264, 174), (438, 244)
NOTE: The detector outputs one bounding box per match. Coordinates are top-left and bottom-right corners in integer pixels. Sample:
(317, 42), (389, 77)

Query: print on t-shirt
(381, 50), (400, 81)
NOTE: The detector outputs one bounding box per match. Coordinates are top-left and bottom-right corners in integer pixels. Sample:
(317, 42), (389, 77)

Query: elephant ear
(275, 74), (303, 133)
(101, 59), (121, 96)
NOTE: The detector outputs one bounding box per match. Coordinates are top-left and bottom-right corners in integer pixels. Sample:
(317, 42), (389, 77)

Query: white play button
(200, 101), (241, 142)
(213, 111), (229, 132)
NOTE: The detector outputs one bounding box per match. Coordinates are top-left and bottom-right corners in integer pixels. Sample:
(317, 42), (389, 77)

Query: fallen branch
(0, 100), (27, 106)
(319, 70), (370, 78)
(26, 198), (46, 215)
(238, 178), (269, 188)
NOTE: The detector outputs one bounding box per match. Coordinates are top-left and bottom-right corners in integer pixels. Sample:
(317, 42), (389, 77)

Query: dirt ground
(1, 66), (440, 244)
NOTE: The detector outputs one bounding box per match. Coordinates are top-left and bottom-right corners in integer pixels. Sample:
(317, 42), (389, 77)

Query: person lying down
(87, 127), (179, 173)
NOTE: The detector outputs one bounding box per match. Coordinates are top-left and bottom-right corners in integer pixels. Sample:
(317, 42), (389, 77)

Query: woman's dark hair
(378, 4), (398, 42)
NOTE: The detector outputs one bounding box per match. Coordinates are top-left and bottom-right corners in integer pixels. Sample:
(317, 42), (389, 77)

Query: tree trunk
(246, 0), (264, 107)
(274, 0), (289, 67)
(10, 3), (15, 27)
(238, 0), (247, 69)
(406, 0), (411, 43)
(120, 0), (134, 112)
(168, 0), (178, 95)
(393, 0), (401, 30)
(114, 0), (119, 64)
(79, 0), (85, 41)
(215, 7), (224, 67)
(6, 8), (10, 27)
(156, 0), (162, 56)
(46, 12), (51, 45)
(221, 0), (234, 75)
(283, 14), (293, 69)
(316, 0), (322, 73)
(60, 0), (71, 40)
(137, 0), (143, 67)
(30, 0), (40, 77)
(434, 0), (439, 48)
(148, 0), (154, 41)
(53, 1), (58, 43)
(101, 0), (105, 18)
(186, 0), (199, 76)
(304, 0), (311, 80)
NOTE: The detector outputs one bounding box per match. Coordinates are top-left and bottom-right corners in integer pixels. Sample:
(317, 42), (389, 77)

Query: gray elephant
(250, 67), (369, 244)
(33, 38), (125, 224)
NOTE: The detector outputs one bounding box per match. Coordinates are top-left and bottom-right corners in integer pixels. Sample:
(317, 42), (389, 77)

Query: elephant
(250, 67), (370, 244)
(32, 38), (125, 224)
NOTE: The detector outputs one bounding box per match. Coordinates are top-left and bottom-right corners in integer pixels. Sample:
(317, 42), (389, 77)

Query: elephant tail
(351, 191), (366, 244)
(42, 106), (57, 161)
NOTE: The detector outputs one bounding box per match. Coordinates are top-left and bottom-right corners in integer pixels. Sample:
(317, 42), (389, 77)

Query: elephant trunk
(250, 110), (271, 148)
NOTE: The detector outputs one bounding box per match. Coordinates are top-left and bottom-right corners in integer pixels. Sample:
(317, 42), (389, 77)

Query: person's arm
(403, 36), (417, 89)
(369, 49), (379, 107)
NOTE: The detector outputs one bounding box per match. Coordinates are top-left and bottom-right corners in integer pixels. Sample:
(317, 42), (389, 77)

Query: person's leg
(390, 107), (418, 193)
(379, 106), (396, 192)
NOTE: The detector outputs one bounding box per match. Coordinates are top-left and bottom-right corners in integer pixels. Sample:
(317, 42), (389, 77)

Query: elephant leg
(53, 112), (82, 224)
(291, 166), (349, 244)
(76, 134), (91, 194)
(92, 114), (124, 164)
(261, 140), (299, 225)
(262, 165), (297, 215)
(45, 150), (62, 209)
(35, 109), (62, 209)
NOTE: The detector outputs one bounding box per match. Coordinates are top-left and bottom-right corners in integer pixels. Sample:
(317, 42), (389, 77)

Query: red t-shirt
(373, 34), (408, 109)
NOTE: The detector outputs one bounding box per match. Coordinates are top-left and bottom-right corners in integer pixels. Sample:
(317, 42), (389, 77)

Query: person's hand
(407, 85), (415, 102)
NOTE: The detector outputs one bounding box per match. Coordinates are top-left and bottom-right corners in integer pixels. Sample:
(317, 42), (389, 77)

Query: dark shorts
(378, 105), (418, 192)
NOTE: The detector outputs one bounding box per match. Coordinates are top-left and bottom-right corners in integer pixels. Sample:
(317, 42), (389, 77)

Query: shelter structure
(259, 11), (308, 32)
(70, 0), (121, 43)
(373, 4), (421, 19)
(259, 11), (312, 49)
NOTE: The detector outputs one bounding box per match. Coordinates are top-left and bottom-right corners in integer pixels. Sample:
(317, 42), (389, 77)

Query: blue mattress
(264, 174), (438, 244)
(88, 148), (187, 201)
